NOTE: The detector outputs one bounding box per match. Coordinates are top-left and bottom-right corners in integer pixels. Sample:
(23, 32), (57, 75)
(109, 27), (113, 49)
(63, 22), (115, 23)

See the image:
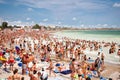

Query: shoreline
(53, 30), (120, 44)
(51, 30), (120, 65)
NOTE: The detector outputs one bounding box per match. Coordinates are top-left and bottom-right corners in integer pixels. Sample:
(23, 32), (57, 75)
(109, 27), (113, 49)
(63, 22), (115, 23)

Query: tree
(32, 24), (40, 29)
(2, 22), (8, 29)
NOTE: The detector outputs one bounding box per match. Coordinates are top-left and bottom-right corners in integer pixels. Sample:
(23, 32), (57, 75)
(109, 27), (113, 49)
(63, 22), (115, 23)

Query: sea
(54, 30), (120, 64)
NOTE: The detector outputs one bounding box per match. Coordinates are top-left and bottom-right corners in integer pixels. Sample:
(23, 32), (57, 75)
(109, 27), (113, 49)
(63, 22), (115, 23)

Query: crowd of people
(0, 28), (119, 80)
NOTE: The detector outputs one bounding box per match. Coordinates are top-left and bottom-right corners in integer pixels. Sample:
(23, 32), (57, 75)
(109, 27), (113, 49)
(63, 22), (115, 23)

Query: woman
(77, 65), (84, 80)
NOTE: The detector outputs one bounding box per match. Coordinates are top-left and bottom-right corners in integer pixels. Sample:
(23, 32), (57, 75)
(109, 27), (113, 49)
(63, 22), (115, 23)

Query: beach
(0, 29), (120, 80)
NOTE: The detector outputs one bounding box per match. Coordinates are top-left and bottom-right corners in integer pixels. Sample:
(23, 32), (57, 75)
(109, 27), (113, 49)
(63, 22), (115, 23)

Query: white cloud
(43, 18), (48, 22)
(72, 17), (77, 21)
(28, 8), (33, 11)
(113, 3), (120, 7)
(16, 0), (108, 12)
(103, 24), (108, 27)
(0, 18), (4, 25)
(7, 20), (35, 26)
(26, 17), (31, 20)
(58, 21), (61, 24)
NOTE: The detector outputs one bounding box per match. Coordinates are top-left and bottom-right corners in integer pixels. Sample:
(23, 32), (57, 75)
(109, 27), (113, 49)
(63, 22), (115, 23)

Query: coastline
(52, 30), (120, 65)
(53, 30), (120, 44)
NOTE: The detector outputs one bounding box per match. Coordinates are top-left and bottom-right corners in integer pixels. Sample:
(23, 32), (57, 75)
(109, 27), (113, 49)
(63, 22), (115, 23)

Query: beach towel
(100, 77), (107, 80)
(88, 59), (94, 62)
(93, 71), (97, 75)
(18, 62), (22, 67)
(60, 70), (72, 75)
(55, 63), (60, 67)
(54, 69), (59, 73)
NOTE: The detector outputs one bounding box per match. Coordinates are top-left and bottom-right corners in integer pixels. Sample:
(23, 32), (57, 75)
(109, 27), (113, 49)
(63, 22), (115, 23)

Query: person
(117, 49), (120, 62)
(41, 68), (48, 80)
(21, 77), (24, 80)
(38, 72), (42, 80)
(86, 77), (91, 80)
(9, 51), (15, 71)
(77, 65), (83, 80)
(29, 70), (38, 80)
(47, 59), (55, 77)
(97, 52), (100, 58)
(71, 70), (78, 80)
(69, 58), (76, 72)
(101, 53), (105, 70)
(8, 69), (21, 80)
(94, 57), (101, 77)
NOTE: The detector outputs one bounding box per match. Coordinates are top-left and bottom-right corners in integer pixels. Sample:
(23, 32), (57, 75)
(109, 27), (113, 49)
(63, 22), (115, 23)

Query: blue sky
(0, 0), (120, 28)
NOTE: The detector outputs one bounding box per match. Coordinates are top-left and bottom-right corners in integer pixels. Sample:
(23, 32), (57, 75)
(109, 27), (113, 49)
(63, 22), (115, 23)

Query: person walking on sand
(8, 51), (15, 71)
(117, 49), (120, 62)
(94, 57), (101, 77)
(47, 59), (56, 77)
(101, 53), (105, 70)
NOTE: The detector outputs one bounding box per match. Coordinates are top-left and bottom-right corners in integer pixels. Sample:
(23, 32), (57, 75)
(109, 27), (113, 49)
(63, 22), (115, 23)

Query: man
(8, 69), (21, 80)
(94, 57), (101, 77)
(41, 68), (48, 80)
(117, 49), (120, 62)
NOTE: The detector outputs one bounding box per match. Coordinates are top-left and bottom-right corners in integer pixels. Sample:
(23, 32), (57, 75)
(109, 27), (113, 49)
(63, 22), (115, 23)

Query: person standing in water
(101, 53), (105, 70)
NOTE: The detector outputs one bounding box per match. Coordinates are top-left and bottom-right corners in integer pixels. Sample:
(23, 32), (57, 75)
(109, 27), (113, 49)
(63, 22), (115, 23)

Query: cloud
(26, 17), (31, 20)
(7, 20), (34, 26)
(72, 17), (77, 21)
(43, 18), (48, 22)
(58, 21), (61, 24)
(113, 3), (120, 7)
(28, 8), (33, 11)
(16, 0), (108, 12)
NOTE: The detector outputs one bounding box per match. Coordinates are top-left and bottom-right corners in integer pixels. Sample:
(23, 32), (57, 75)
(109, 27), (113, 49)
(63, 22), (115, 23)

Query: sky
(0, 0), (120, 28)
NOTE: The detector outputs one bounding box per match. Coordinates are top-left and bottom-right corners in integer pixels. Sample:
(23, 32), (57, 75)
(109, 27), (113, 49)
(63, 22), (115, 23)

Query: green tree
(32, 24), (40, 29)
(2, 22), (8, 29)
